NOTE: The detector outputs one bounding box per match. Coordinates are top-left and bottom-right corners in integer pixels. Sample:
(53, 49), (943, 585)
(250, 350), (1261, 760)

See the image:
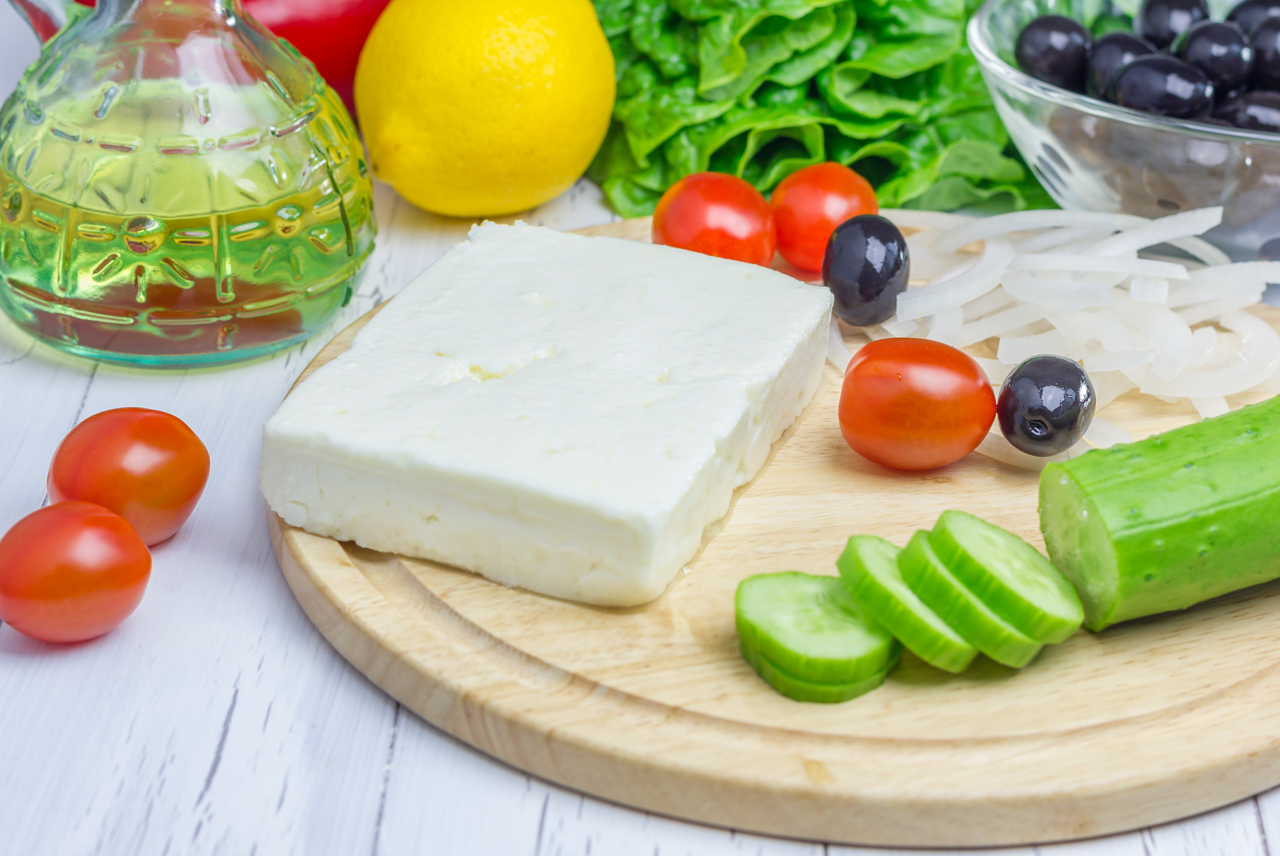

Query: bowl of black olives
(971, 0), (1280, 260)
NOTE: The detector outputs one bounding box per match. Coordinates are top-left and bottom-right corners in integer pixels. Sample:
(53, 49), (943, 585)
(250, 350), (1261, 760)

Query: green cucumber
(740, 641), (900, 704)
(837, 535), (978, 674)
(898, 531), (1044, 668)
(1040, 396), (1280, 632)
(734, 572), (899, 684)
(928, 510), (1083, 643)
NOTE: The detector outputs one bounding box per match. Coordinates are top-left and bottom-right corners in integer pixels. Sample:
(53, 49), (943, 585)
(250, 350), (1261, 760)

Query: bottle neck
(94, 0), (248, 23)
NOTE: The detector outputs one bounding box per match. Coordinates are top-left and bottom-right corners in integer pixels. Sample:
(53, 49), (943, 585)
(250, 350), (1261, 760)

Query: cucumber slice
(898, 531), (1043, 669)
(837, 535), (978, 674)
(929, 510), (1083, 644)
(741, 640), (900, 704)
(735, 572), (899, 684)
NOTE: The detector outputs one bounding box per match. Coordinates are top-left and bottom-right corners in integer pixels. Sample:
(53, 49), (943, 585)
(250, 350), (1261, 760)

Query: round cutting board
(269, 217), (1280, 847)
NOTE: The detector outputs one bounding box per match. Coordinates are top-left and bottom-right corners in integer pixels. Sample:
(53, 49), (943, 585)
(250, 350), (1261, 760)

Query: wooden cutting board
(268, 217), (1280, 848)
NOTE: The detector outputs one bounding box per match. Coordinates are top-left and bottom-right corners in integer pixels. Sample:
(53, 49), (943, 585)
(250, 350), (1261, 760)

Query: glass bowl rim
(968, 0), (1280, 145)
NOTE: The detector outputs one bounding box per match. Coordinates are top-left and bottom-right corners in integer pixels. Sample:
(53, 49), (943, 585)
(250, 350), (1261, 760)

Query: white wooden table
(4, 7), (1280, 854)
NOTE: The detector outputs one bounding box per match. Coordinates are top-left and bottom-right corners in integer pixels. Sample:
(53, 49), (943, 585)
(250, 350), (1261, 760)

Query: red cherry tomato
(839, 338), (996, 471)
(0, 502), (151, 643)
(770, 163), (878, 272)
(48, 408), (210, 546)
(652, 172), (777, 266)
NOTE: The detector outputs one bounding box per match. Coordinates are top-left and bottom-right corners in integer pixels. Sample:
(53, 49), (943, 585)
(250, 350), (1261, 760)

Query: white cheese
(261, 222), (833, 607)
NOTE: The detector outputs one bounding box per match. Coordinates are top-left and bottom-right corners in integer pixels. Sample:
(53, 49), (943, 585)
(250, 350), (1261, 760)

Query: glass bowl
(970, 0), (1280, 261)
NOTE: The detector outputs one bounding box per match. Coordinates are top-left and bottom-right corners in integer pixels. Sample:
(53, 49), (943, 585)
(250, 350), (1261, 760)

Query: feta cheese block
(261, 222), (833, 607)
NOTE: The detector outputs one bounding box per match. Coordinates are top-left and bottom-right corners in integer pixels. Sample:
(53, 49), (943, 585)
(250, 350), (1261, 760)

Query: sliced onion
(827, 316), (852, 373)
(1084, 416), (1134, 448)
(934, 211), (1147, 253)
(1178, 292), (1266, 326)
(1089, 207), (1223, 257)
(1014, 225), (1117, 254)
(1168, 236), (1231, 266)
(1140, 311), (1280, 398)
(896, 236), (1013, 321)
(926, 307), (964, 342)
(1097, 310), (1145, 351)
(962, 287), (1017, 322)
(955, 304), (1047, 347)
(882, 315), (922, 337)
(1188, 261), (1280, 286)
(1007, 253), (1189, 280)
(997, 329), (1086, 364)
(872, 206), (1274, 424)
(1001, 272), (1113, 307)
(1083, 348), (1153, 372)
(1090, 371), (1137, 408)
(1192, 397), (1230, 419)
(1187, 326), (1218, 369)
(974, 431), (1076, 470)
(1045, 310), (1100, 340)
(1128, 277), (1169, 305)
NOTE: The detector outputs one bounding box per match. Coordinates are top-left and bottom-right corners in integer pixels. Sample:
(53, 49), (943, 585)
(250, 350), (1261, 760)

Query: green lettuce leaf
(590, 0), (1055, 218)
(694, 0), (845, 92)
(630, 0), (700, 79)
(614, 61), (735, 164)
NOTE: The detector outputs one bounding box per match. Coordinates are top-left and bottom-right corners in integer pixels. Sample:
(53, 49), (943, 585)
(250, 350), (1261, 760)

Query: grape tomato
(838, 338), (996, 471)
(48, 408), (210, 545)
(769, 163), (878, 272)
(0, 502), (151, 643)
(652, 172), (777, 266)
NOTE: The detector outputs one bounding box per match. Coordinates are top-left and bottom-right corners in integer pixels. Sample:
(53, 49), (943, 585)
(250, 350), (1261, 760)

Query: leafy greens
(588, 0), (1054, 217)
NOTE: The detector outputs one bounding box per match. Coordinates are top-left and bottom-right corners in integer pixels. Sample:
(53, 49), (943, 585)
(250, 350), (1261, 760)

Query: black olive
(1087, 32), (1157, 97)
(1015, 15), (1093, 93)
(1105, 54), (1214, 118)
(1216, 89), (1280, 130)
(1172, 21), (1253, 94)
(1135, 0), (1210, 48)
(997, 356), (1096, 457)
(1249, 15), (1280, 90)
(821, 215), (909, 327)
(1228, 0), (1280, 34)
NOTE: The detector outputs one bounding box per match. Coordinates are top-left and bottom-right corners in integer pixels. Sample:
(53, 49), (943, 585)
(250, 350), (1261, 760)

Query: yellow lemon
(354, 0), (615, 217)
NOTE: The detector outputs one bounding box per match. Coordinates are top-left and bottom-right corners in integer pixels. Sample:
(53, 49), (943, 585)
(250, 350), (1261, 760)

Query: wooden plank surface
(271, 217), (1280, 848)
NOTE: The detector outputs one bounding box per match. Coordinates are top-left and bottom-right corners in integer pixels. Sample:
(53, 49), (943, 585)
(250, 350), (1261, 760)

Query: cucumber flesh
(735, 572), (899, 684)
(1041, 395), (1280, 631)
(898, 531), (1043, 669)
(741, 640), (900, 704)
(837, 535), (978, 674)
(929, 510), (1083, 644)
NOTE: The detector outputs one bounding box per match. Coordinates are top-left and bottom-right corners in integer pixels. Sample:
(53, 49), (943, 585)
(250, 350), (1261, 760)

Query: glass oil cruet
(0, 0), (376, 365)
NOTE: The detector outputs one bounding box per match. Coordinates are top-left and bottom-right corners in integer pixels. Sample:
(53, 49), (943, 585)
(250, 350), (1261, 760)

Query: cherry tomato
(770, 163), (878, 272)
(48, 408), (210, 546)
(839, 338), (996, 471)
(652, 172), (777, 266)
(0, 502), (151, 643)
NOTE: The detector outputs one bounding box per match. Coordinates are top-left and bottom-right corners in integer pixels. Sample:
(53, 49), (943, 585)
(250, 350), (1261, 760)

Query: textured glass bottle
(0, 0), (376, 365)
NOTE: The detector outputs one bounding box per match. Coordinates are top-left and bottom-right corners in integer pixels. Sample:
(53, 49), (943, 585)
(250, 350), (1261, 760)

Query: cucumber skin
(1040, 396), (1280, 631)
(898, 531), (1043, 669)
(837, 535), (978, 674)
(740, 640), (900, 704)
(928, 510), (1083, 644)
